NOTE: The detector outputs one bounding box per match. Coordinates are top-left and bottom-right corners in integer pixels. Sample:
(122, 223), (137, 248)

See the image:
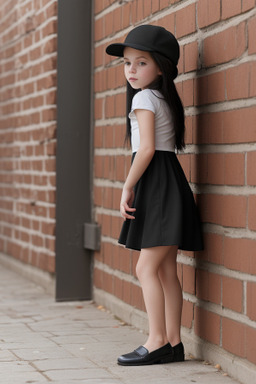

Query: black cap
(106, 25), (180, 66)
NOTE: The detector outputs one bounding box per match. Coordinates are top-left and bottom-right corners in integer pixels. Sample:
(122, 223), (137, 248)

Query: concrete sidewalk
(0, 265), (240, 384)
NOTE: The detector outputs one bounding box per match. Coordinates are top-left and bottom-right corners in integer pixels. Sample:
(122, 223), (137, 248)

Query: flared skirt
(118, 151), (203, 252)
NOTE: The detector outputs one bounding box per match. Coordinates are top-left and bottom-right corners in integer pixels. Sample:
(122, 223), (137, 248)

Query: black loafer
(172, 342), (185, 362)
(117, 343), (174, 366)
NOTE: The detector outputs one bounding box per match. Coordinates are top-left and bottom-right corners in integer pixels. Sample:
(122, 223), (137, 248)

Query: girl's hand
(120, 188), (136, 220)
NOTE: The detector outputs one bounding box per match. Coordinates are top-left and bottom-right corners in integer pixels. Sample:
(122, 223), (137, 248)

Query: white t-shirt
(129, 89), (175, 153)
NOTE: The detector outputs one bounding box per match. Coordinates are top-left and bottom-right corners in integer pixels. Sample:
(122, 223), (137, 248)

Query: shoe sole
(117, 354), (185, 366)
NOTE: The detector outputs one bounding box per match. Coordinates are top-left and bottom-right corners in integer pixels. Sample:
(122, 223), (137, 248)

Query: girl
(106, 25), (203, 366)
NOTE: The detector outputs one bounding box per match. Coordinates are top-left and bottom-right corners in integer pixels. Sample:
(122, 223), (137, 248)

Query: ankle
(144, 337), (168, 353)
(169, 337), (181, 347)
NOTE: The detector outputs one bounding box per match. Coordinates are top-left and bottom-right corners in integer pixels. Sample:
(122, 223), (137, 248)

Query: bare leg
(158, 246), (182, 346)
(136, 246), (175, 352)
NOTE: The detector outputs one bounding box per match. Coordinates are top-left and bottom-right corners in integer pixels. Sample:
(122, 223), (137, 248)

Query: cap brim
(106, 42), (153, 57)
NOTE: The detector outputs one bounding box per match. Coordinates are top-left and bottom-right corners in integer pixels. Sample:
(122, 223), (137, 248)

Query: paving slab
(0, 264), (241, 384)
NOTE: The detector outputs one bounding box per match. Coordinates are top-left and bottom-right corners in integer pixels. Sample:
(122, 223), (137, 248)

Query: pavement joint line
(0, 264), (242, 384)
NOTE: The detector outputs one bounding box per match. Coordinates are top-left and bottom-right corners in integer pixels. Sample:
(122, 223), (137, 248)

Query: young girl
(106, 25), (203, 366)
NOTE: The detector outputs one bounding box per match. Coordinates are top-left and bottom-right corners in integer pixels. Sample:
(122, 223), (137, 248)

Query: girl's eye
(124, 61), (130, 66)
(139, 61), (146, 66)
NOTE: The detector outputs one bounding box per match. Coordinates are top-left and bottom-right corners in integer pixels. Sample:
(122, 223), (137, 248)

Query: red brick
(194, 306), (220, 345)
(122, 280), (132, 305)
(194, 71), (225, 106)
(193, 113), (222, 145)
(94, 1), (105, 14)
(94, 126), (103, 148)
(105, 96), (115, 118)
(223, 107), (256, 144)
(226, 62), (252, 100)
(104, 125), (114, 148)
(176, 4), (196, 38)
(113, 7), (122, 33)
(178, 154), (190, 182)
(152, 0), (160, 14)
(158, 13), (175, 35)
(197, 0), (220, 28)
(94, 98), (103, 119)
(114, 124), (126, 148)
(222, 318), (246, 357)
(222, 276), (243, 313)
(197, 193), (222, 225)
(119, 246), (131, 274)
(94, 45), (103, 68)
(138, 0), (145, 21)
(112, 245), (120, 270)
(204, 23), (246, 67)
(114, 276), (123, 300)
(247, 282), (256, 321)
(101, 214), (111, 236)
(183, 265), (195, 294)
(242, 0), (255, 11)
(196, 269), (221, 304)
(184, 116), (193, 144)
(115, 155), (125, 182)
(223, 237), (256, 275)
(177, 44), (184, 75)
(224, 153), (245, 185)
(184, 41), (198, 73)
(115, 93), (126, 117)
(115, 65), (126, 88)
(182, 78), (194, 107)
(103, 270), (114, 294)
(131, 250), (140, 277)
(196, 232), (223, 265)
(192, 151), (244, 186)
(222, 195), (247, 228)
(246, 326), (256, 365)
(103, 186), (113, 209)
(248, 16), (256, 54)
(250, 61), (256, 97)
(111, 215), (122, 239)
(222, 0), (241, 19)
(160, 0), (169, 8)
(247, 151), (256, 185)
(190, 153), (207, 184)
(181, 299), (194, 329)
(248, 195), (256, 231)
(94, 17), (104, 42)
(122, 3), (131, 29)
(103, 242), (112, 267)
(207, 153), (225, 185)
(103, 155), (115, 180)
(112, 187), (121, 210)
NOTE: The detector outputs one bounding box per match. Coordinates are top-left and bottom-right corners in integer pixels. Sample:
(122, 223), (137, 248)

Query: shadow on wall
(193, 36), (223, 352)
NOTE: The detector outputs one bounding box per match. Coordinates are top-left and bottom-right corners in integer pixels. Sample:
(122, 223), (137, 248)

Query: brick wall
(0, 0), (57, 273)
(93, 0), (256, 375)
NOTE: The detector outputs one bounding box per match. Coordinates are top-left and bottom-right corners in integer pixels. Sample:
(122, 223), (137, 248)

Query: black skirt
(118, 151), (203, 251)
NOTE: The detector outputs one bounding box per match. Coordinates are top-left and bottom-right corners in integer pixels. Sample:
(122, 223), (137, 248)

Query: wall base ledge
(0, 252), (55, 296)
(94, 287), (256, 384)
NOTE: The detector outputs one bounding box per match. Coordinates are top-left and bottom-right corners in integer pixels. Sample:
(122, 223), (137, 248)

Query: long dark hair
(125, 52), (185, 150)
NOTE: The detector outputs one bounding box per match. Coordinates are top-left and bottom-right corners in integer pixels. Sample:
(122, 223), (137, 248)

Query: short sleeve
(129, 89), (157, 118)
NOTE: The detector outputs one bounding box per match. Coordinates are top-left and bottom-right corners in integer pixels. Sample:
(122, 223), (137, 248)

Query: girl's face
(123, 47), (161, 90)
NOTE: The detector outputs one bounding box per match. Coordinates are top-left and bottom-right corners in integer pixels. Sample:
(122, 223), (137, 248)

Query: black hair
(125, 52), (185, 150)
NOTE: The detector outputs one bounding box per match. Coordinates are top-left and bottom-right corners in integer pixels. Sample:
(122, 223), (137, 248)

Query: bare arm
(120, 109), (155, 220)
